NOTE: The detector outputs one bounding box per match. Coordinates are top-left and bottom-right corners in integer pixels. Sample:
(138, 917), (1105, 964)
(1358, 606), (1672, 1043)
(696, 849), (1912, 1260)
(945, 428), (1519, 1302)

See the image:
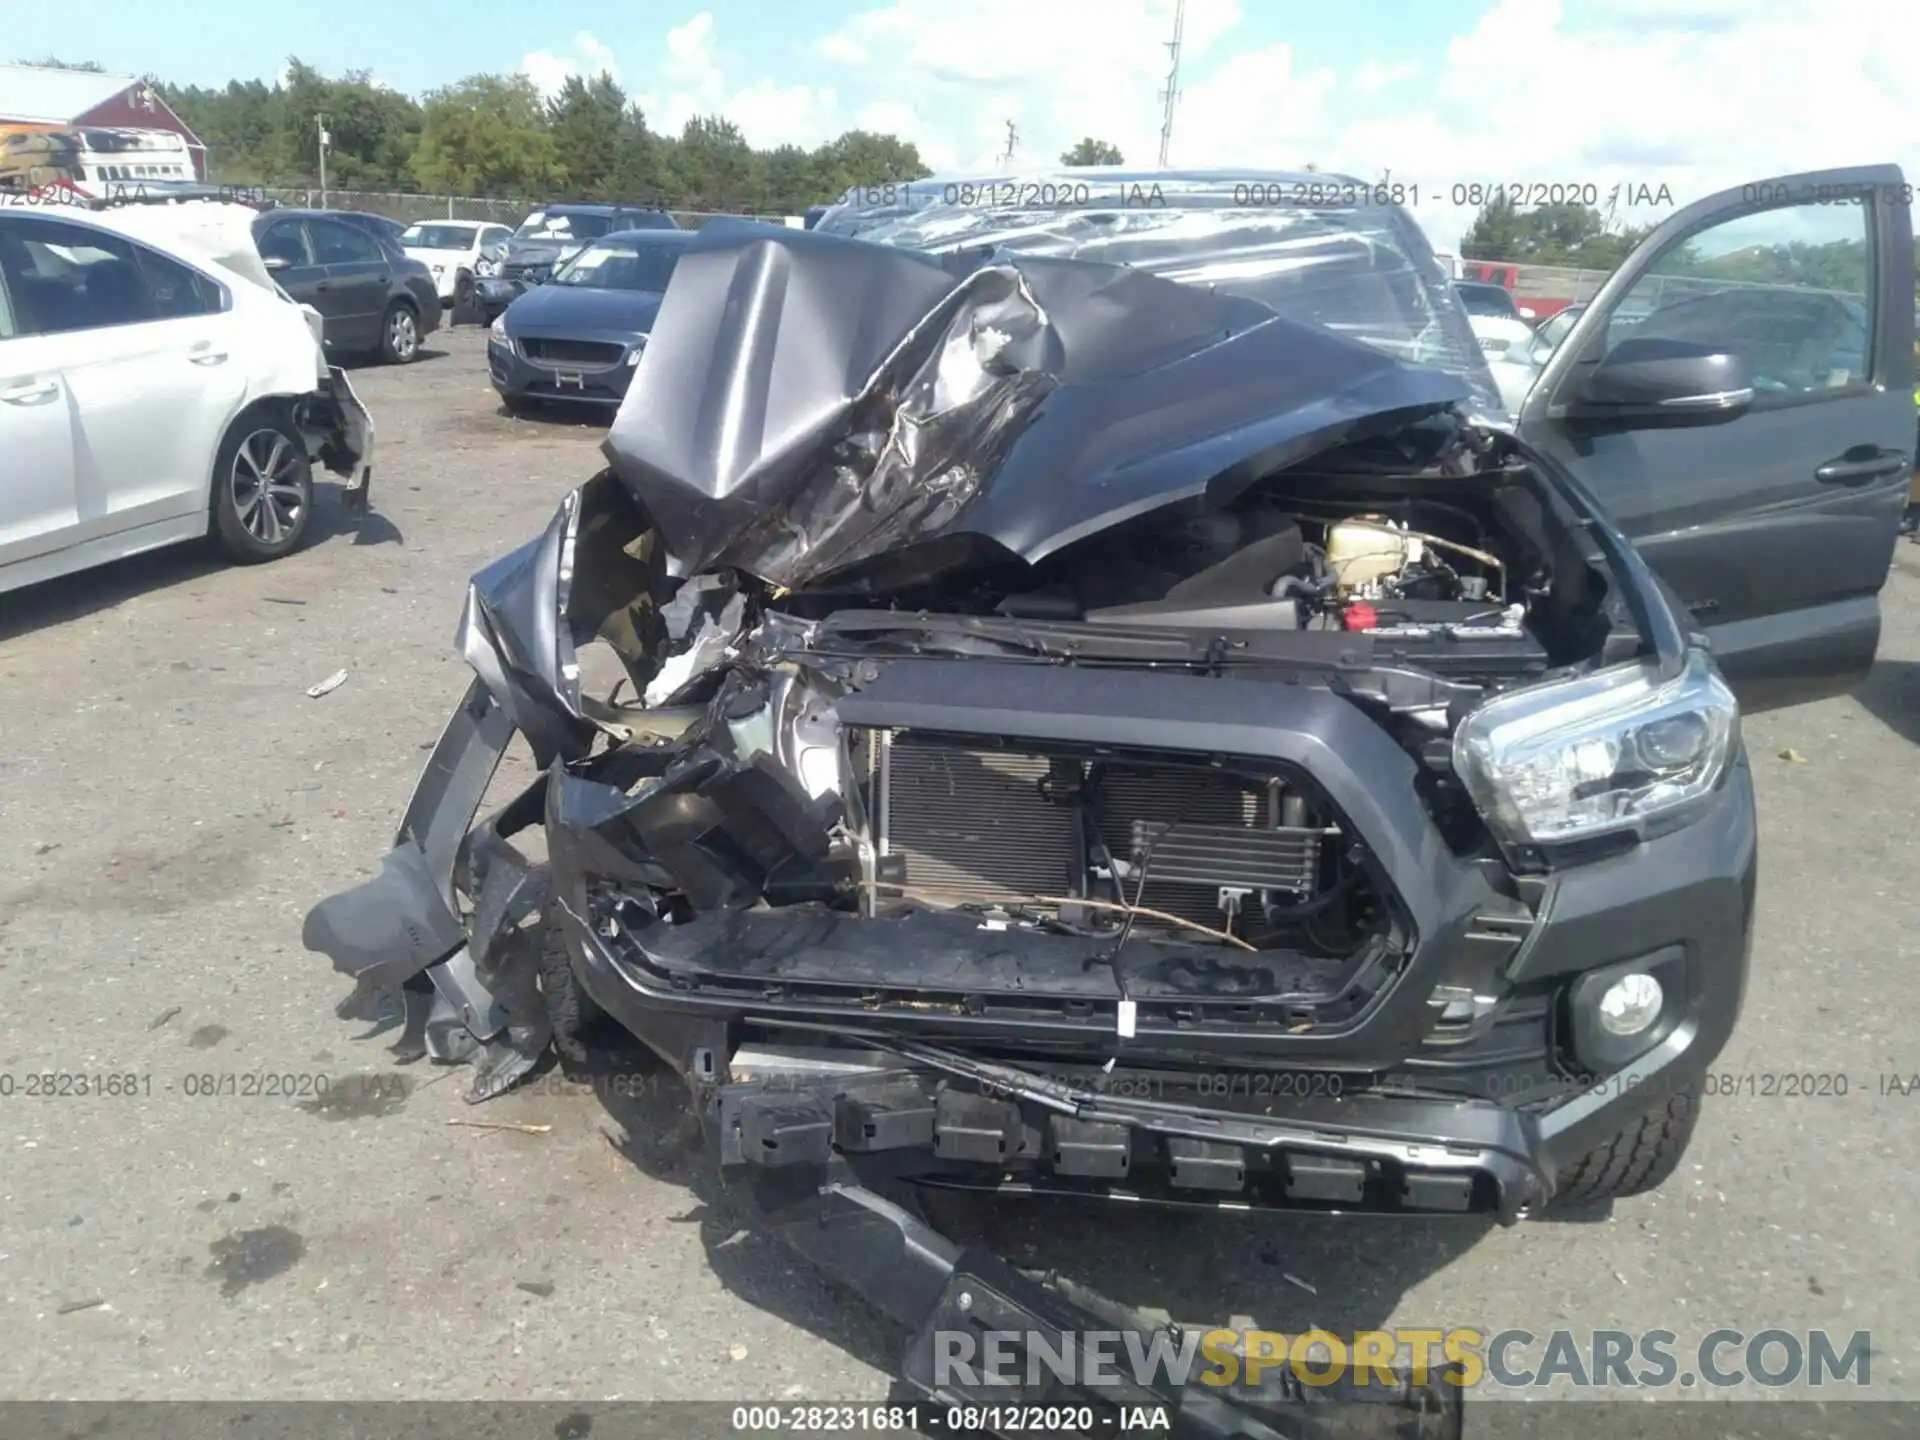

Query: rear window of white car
(403, 223), (479, 249)
(0, 219), (224, 333)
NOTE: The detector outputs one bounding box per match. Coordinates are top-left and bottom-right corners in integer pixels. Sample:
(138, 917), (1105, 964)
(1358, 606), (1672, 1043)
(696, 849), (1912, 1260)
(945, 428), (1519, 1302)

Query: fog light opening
(1596, 972), (1664, 1037)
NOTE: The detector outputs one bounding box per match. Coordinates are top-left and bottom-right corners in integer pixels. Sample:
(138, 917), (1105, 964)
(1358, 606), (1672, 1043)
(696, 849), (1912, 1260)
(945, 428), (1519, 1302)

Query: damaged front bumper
(305, 648), (1754, 1228)
(303, 676), (1468, 1437)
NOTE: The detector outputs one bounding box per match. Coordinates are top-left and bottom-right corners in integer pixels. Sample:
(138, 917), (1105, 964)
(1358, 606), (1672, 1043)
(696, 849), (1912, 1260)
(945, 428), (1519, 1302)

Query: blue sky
(43, 0), (1919, 251)
(63, 0), (1458, 102)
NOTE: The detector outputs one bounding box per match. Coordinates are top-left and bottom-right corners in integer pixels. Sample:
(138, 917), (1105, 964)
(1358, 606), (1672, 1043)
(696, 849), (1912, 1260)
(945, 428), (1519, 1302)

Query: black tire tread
(537, 905), (607, 1068)
(1554, 1087), (1701, 1205)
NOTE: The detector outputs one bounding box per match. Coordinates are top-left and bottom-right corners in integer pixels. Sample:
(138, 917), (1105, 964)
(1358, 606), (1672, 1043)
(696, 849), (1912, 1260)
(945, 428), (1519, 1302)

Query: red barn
(0, 63), (207, 178)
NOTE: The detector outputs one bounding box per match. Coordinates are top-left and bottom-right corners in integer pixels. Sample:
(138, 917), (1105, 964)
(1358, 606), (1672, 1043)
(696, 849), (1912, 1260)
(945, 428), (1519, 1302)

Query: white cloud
(642, 12), (729, 132)
(729, 81), (842, 150)
(632, 12), (841, 149)
(1343, 0), (1920, 250)
(606, 0), (1920, 247)
(1350, 59), (1418, 94)
(812, 0), (1243, 168)
(792, 0), (1918, 247)
(522, 30), (622, 100)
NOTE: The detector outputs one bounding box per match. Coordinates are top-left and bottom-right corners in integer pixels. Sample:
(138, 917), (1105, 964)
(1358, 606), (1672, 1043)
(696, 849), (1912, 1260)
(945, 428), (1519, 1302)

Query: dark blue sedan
(487, 229), (698, 413)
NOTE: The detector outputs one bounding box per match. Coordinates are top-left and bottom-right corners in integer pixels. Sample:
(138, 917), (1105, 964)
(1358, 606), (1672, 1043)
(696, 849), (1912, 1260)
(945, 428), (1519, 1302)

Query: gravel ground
(0, 326), (1916, 1406)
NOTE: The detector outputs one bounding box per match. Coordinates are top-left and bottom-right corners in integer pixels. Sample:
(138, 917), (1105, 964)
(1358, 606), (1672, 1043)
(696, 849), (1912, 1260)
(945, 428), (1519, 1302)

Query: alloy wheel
(230, 429), (306, 545)
(389, 308), (418, 360)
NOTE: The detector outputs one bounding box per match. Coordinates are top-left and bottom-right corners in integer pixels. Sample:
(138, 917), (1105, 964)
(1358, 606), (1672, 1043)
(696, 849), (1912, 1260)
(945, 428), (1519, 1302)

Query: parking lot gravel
(1, 327), (1916, 1403)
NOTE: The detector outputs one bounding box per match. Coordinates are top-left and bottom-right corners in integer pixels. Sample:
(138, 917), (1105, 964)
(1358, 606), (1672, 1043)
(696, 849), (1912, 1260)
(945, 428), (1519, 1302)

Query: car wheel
(380, 301), (421, 364)
(210, 417), (314, 563)
(1551, 1087), (1701, 1206)
(536, 900), (606, 1069)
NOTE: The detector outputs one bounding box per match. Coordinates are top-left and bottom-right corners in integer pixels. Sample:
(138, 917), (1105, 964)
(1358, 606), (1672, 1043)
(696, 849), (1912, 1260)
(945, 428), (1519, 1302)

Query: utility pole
(998, 119), (1018, 169)
(1157, 0), (1186, 166)
(315, 112), (330, 207)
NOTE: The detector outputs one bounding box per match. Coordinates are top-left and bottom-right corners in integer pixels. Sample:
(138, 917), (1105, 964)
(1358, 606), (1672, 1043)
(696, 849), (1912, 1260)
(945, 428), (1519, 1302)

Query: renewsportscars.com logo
(931, 1327), (1874, 1392)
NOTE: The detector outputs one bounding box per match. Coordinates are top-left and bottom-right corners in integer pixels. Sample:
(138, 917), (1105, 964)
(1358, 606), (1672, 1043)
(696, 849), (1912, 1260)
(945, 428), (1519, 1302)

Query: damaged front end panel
(305, 223), (1738, 1435)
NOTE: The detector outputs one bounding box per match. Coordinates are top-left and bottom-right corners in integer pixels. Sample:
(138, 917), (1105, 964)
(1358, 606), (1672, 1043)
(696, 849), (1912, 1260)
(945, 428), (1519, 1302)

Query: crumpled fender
(455, 470), (669, 767)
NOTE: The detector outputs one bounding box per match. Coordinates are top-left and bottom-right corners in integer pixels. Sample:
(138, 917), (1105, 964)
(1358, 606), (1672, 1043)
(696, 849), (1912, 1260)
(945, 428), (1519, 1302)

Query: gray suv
(472, 204), (679, 322)
(306, 166), (1912, 1432)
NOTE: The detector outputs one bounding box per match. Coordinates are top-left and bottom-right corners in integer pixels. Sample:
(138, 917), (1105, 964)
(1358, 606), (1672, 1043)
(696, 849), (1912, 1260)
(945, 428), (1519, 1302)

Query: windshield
(514, 211), (612, 242)
(822, 171), (1500, 411)
(402, 223), (477, 250)
(553, 241), (683, 291)
(1456, 283), (1520, 318)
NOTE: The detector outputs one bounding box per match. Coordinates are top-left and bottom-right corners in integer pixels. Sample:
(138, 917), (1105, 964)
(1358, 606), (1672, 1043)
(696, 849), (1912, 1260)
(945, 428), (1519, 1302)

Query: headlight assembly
(476, 255), (499, 277)
(1452, 648), (1738, 850)
(489, 314), (508, 342)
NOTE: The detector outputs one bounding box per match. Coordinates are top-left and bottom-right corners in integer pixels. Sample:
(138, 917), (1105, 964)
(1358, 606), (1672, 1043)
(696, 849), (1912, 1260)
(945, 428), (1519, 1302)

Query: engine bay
(534, 416), (1628, 984)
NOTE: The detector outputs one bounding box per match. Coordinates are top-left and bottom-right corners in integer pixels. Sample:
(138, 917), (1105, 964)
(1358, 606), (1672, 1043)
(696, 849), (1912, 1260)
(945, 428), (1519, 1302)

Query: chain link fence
(260, 187), (796, 230)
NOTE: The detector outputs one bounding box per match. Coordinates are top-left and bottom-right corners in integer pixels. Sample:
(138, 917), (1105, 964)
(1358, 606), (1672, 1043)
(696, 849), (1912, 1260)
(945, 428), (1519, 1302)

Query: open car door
(1515, 165), (1913, 711)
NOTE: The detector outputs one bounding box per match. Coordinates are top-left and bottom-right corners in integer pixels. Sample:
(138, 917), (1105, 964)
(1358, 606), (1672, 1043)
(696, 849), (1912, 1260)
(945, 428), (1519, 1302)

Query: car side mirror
(1564, 336), (1753, 427)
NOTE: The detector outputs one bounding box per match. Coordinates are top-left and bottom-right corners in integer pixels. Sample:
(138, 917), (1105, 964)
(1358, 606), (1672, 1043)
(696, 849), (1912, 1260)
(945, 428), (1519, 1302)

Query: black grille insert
(519, 337), (625, 367)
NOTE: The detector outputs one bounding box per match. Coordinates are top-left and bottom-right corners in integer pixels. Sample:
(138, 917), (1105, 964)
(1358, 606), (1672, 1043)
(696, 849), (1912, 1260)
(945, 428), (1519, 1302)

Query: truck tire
(537, 906), (603, 1068)
(1552, 1087), (1701, 1205)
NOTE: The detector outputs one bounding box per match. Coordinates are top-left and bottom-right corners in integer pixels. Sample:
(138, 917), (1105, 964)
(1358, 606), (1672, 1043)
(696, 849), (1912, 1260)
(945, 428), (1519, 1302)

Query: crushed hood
(601, 225), (1472, 591)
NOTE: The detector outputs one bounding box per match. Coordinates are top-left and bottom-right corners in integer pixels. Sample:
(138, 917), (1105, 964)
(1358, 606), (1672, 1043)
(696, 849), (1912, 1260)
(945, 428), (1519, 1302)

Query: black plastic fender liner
(301, 841), (466, 991)
(726, 1156), (1463, 1440)
(906, 1249), (1465, 1439)
(303, 677), (519, 1042)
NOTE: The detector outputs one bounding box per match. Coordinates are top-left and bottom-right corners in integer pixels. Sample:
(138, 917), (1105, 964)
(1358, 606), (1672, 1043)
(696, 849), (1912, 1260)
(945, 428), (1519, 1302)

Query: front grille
(876, 735), (1334, 931)
(519, 337), (625, 367)
(502, 264), (549, 284)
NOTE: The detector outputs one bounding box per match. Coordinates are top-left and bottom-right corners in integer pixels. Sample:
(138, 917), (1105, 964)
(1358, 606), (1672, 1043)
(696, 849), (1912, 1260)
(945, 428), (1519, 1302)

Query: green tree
(162, 78), (285, 183)
(547, 72), (627, 198)
(1460, 194), (1526, 261)
(756, 144), (815, 213)
(280, 61), (422, 188)
(608, 102), (663, 203)
(412, 74), (561, 195)
(1462, 194), (1658, 268)
(144, 61), (933, 212)
(164, 60), (419, 187)
(1060, 137), (1123, 166)
(809, 129), (929, 201)
(669, 114), (754, 211)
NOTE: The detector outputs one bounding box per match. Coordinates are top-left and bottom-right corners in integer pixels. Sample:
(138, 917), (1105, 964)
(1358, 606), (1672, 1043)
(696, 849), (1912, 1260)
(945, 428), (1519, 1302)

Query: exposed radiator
(878, 743), (1080, 903)
(874, 734), (1332, 929)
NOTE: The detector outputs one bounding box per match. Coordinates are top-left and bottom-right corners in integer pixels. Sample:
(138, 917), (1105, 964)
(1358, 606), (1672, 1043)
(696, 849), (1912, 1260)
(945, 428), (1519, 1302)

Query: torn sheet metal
(455, 470), (668, 766)
(603, 224), (1472, 592)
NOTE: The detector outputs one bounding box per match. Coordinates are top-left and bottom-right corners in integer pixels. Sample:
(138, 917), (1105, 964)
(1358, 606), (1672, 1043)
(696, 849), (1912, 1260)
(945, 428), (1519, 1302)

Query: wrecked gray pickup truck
(298, 167), (1902, 1432)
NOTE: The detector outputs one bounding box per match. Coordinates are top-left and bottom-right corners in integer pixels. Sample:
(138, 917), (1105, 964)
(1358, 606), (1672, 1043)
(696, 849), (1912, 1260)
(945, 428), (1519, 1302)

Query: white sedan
(1454, 280), (1538, 359)
(399, 219), (514, 309)
(0, 200), (374, 596)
